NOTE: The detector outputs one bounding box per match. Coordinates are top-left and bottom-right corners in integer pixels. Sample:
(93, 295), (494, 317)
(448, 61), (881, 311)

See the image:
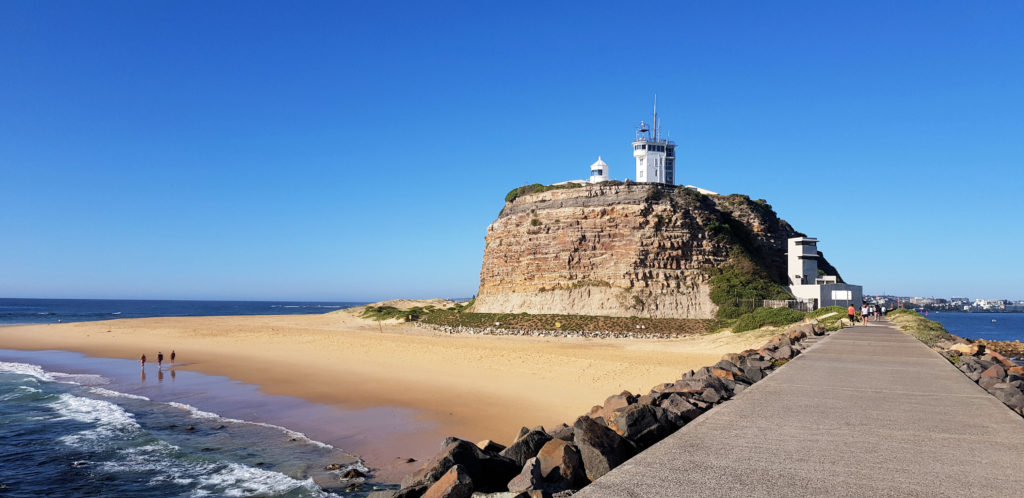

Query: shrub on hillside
(504, 182), (583, 203)
(732, 306), (805, 333)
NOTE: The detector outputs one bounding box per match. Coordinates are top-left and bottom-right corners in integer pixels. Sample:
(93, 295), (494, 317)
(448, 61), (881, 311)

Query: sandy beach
(0, 308), (780, 480)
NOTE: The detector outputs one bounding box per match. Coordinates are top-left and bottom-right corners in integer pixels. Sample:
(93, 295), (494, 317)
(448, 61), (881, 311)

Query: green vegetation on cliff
(708, 252), (792, 320)
(504, 182), (582, 203)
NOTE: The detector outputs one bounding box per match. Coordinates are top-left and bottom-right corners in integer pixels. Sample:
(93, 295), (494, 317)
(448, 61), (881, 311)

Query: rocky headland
(471, 182), (841, 319)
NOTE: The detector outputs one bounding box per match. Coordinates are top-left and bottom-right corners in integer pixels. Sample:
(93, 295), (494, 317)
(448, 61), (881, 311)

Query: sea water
(0, 354), (393, 497)
(921, 311), (1024, 343)
(0, 298), (363, 325)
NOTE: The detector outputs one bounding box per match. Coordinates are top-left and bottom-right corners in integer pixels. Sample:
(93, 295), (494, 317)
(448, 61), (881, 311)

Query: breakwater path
(578, 321), (1024, 496)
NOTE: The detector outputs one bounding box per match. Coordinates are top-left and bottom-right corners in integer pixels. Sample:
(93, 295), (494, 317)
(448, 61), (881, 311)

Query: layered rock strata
(473, 183), (836, 319)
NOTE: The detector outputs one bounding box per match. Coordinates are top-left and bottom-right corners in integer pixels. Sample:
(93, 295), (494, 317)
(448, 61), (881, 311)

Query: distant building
(632, 97), (677, 184)
(785, 237), (863, 309)
(589, 157), (609, 183)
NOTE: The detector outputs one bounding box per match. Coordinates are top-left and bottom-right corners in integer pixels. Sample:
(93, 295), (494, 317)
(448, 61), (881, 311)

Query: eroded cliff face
(472, 183), (813, 319)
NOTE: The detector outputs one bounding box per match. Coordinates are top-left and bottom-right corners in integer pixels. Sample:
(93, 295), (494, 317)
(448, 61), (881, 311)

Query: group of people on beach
(139, 350), (175, 369)
(847, 304), (888, 325)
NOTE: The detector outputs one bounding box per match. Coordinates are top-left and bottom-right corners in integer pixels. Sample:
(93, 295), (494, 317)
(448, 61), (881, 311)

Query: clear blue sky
(1, 1), (1021, 301)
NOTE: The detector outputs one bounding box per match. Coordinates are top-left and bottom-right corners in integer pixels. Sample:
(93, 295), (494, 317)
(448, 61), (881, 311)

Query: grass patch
(361, 305), (434, 321)
(505, 183), (583, 203)
(806, 305), (851, 331)
(887, 308), (954, 347)
(732, 306), (805, 333)
(420, 311), (711, 336)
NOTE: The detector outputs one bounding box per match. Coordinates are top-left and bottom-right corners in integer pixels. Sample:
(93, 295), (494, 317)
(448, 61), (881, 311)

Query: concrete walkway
(578, 321), (1024, 497)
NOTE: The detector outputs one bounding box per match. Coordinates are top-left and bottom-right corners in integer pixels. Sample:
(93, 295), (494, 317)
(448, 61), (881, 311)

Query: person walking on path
(157, 352), (164, 369)
(140, 354), (147, 369)
(170, 350), (176, 365)
(847, 305), (856, 326)
(861, 304), (869, 325)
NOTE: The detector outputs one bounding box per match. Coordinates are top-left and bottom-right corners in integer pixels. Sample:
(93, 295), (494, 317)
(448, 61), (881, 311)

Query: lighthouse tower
(632, 97), (677, 184)
(589, 157), (609, 183)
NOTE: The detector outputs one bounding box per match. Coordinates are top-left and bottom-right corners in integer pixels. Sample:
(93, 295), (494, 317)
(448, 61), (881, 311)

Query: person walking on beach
(140, 354), (147, 369)
(157, 351), (164, 369)
(847, 305), (856, 326)
(170, 350), (176, 365)
(861, 304), (869, 325)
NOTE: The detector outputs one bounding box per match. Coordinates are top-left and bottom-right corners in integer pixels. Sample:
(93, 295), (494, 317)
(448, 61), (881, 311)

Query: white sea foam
(165, 401), (335, 449)
(52, 372), (109, 386)
(192, 462), (328, 497)
(102, 443), (328, 498)
(0, 361), (55, 381)
(0, 361), (109, 386)
(88, 387), (151, 401)
(51, 393), (141, 446)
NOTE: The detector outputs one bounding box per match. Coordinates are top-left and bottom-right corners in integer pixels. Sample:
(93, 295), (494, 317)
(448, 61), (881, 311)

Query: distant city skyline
(2, 2), (1022, 301)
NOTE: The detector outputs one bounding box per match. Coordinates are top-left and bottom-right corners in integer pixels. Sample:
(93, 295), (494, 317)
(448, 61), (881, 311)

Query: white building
(785, 237), (863, 309)
(589, 156), (609, 183)
(632, 97), (677, 184)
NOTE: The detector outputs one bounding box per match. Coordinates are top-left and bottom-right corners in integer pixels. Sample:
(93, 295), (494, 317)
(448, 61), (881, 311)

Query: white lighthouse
(632, 97), (677, 184)
(589, 156), (609, 183)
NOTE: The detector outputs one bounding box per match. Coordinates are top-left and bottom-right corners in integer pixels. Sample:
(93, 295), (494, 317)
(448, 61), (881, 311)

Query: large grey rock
(572, 416), (635, 481)
(989, 386), (1024, 412)
(401, 438), (520, 493)
(506, 458), (545, 494)
(547, 423), (573, 441)
(423, 464), (474, 498)
(659, 393), (704, 422)
(500, 430), (552, 466)
(607, 404), (681, 450)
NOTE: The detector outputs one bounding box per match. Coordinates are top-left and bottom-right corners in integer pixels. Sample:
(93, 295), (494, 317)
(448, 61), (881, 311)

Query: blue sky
(1, 1), (1021, 301)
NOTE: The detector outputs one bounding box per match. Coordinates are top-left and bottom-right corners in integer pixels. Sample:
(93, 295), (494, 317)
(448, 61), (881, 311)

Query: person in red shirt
(847, 305), (856, 326)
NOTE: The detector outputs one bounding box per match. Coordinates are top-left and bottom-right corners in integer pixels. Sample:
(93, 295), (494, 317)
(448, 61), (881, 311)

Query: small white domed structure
(589, 156), (609, 183)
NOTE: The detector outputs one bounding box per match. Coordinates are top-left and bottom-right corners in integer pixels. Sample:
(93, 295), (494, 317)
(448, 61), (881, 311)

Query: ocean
(0, 299), (410, 496)
(918, 311), (1024, 342)
(0, 350), (405, 497)
(0, 298), (364, 325)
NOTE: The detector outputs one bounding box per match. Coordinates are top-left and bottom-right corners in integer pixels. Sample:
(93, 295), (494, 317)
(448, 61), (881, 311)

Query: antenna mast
(653, 94), (658, 141)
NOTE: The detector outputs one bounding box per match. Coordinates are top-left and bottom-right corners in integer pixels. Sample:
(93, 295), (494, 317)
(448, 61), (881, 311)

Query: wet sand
(0, 311), (781, 481)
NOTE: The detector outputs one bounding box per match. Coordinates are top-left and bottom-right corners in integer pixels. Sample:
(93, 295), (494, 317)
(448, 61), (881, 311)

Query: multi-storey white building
(786, 236), (863, 308)
(632, 98), (677, 184)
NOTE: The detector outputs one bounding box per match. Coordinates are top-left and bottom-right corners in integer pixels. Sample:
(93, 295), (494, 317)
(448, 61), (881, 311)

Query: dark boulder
(989, 386), (1024, 413)
(422, 464), (473, 498)
(506, 458), (546, 494)
(477, 440), (507, 454)
(980, 365), (1006, 380)
(607, 404), (680, 450)
(500, 430), (553, 467)
(401, 438), (519, 493)
(394, 483), (429, 498)
(572, 416), (635, 481)
(772, 345), (795, 360)
(659, 393), (704, 423)
(547, 423), (573, 442)
(536, 439), (587, 489)
(978, 377), (1002, 391)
